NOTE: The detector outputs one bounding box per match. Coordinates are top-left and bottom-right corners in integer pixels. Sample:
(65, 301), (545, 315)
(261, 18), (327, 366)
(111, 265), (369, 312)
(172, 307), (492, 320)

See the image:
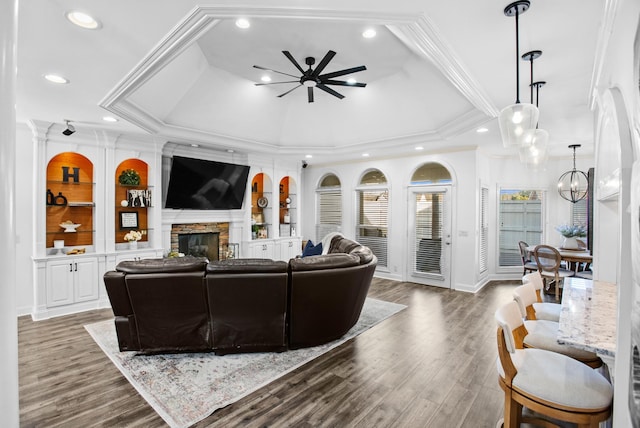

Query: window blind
(316, 189), (342, 241)
(356, 189), (388, 267)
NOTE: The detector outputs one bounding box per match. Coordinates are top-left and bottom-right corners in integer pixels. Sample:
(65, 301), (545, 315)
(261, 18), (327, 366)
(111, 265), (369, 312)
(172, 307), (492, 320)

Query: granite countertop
(557, 277), (617, 357)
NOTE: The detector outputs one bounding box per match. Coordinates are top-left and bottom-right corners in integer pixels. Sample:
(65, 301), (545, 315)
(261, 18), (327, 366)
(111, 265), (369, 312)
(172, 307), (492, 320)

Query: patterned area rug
(85, 298), (406, 428)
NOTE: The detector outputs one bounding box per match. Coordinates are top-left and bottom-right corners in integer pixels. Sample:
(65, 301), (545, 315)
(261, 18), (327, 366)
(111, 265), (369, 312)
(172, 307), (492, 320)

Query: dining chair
(495, 301), (613, 428)
(533, 244), (575, 302)
(521, 271), (561, 322)
(517, 241), (538, 275)
(511, 282), (602, 368)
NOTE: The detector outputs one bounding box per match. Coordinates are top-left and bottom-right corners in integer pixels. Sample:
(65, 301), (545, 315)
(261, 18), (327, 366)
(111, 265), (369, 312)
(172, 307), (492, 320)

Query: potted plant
(124, 230), (143, 250)
(555, 224), (586, 249)
(118, 169), (141, 186)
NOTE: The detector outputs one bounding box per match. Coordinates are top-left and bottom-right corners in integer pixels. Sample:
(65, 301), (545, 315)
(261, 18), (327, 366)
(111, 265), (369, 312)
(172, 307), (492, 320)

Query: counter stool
(495, 301), (613, 428)
(512, 282), (602, 369)
(521, 271), (561, 322)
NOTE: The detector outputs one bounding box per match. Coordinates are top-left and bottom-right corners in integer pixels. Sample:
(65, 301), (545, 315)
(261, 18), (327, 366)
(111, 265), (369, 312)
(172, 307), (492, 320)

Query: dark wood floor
(19, 278), (520, 427)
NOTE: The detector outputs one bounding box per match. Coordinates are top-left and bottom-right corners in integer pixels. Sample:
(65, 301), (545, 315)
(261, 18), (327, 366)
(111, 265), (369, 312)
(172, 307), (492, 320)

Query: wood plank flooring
(19, 278), (520, 427)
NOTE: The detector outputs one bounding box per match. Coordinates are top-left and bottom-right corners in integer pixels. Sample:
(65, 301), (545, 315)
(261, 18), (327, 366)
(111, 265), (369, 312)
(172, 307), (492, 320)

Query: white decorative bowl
(60, 223), (81, 232)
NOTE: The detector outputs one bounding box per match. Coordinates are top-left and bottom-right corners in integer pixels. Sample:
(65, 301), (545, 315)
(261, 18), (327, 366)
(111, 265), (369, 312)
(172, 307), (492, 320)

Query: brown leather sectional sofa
(103, 235), (377, 354)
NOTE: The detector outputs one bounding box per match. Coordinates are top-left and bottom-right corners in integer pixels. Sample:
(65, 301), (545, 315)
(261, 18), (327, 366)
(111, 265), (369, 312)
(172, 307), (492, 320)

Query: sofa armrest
(103, 271), (133, 316)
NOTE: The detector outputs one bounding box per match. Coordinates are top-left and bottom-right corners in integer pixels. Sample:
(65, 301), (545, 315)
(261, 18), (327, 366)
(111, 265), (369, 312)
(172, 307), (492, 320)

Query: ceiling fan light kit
(499, 0), (539, 148)
(254, 50), (367, 103)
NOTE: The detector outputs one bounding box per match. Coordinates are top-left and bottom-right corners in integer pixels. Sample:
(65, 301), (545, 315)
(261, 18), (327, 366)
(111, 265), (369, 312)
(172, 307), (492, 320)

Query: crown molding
(100, 5), (496, 156)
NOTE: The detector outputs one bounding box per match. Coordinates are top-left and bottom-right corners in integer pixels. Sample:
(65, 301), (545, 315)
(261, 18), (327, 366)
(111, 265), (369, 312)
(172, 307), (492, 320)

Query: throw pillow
(301, 240), (323, 257)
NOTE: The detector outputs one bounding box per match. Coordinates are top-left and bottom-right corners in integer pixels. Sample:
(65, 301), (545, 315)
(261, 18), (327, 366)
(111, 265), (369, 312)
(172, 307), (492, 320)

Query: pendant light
(499, 1), (539, 148)
(557, 144), (589, 203)
(519, 49), (548, 170)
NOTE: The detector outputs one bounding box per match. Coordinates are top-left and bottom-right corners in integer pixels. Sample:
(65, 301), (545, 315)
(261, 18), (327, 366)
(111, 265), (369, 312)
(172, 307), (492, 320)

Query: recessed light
(66, 11), (100, 29)
(227, 149), (235, 153)
(102, 116), (118, 122)
(235, 18), (250, 29)
(476, 127), (489, 133)
(415, 146), (424, 151)
(362, 153), (370, 157)
(362, 28), (376, 39)
(346, 78), (357, 85)
(305, 154), (313, 159)
(190, 144), (200, 148)
(261, 75), (271, 83)
(44, 74), (69, 84)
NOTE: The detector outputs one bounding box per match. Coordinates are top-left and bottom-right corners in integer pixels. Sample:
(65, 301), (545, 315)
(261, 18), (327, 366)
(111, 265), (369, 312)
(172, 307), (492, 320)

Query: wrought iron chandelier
(557, 144), (589, 203)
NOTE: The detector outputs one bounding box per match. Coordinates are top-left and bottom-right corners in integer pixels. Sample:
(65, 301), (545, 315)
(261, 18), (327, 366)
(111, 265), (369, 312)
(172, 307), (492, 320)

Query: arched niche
(115, 158), (149, 244)
(250, 172), (272, 239)
(279, 176), (297, 236)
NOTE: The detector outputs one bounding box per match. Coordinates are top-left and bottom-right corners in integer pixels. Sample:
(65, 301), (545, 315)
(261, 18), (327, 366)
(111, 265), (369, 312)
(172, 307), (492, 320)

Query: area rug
(85, 298), (406, 428)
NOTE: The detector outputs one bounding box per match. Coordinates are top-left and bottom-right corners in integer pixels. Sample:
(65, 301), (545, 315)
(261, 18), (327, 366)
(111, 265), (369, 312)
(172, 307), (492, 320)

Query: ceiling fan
(253, 50), (367, 103)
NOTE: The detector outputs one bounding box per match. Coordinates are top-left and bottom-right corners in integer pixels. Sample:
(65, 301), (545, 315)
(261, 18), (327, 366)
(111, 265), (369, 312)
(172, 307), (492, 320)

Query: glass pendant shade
(519, 128), (548, 170)
(499, 102), (539, 148)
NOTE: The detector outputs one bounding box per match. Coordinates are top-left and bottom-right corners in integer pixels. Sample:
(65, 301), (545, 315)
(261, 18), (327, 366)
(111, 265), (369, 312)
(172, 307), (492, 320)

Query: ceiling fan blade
(323, 79), (367, 87)
(277, 85), (302, 98)
(282, 51), (306, 74)
(316, 83), (344, 99)
(254, 80), (300, 86)
(319, 65), (367, 80)
(311, 50), (336, 77)
(308, 87), (314, 103)
(253, 65), (300, 79)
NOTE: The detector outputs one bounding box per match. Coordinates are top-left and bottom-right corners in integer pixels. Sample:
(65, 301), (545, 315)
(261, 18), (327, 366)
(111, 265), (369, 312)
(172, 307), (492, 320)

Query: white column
(0, 0), (20, 425)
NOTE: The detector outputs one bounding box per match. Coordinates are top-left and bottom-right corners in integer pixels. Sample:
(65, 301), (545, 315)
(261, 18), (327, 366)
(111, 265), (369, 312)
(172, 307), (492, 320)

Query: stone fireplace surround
(162, 209), (244, 259)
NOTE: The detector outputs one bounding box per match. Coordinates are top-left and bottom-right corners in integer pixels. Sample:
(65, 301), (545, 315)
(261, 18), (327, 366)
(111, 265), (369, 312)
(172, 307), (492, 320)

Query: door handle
(74, 263), (78, 271)
(69, 263), (73, 272)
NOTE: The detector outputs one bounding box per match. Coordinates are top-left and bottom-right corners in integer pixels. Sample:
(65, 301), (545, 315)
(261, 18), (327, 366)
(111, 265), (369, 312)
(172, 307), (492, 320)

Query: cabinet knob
(69, 263), (73, 272)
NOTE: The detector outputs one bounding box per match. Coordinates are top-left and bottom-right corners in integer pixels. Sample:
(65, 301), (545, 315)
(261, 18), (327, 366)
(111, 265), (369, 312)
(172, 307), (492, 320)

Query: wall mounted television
(165, 156), (250, 210)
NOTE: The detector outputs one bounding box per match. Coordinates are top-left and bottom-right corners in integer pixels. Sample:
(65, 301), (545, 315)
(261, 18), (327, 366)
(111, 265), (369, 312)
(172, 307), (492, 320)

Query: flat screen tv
(165, 156), (250, 210)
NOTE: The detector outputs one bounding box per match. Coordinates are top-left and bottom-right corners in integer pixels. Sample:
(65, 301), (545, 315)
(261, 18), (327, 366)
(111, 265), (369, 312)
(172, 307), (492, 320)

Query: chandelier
(557, 144), (589, 203)
(499, 1), (539, 148)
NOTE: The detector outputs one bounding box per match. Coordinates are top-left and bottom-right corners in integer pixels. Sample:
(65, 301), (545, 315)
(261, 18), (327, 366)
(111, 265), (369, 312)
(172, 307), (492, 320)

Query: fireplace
(170, 222), (230, 260)
(178, 232), (219, 261)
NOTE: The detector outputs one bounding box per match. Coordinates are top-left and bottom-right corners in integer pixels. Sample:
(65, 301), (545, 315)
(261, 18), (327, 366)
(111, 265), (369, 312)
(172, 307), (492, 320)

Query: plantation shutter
(479, 186), (489, 274)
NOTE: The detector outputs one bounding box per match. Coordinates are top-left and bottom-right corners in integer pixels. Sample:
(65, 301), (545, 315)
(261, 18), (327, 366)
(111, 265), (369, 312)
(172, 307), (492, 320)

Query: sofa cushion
(289, 253), (360, 271)
(206, 258), (288, 274)
(301, 240), (323, 257)
(116, 257), (208, 274)
(329, 236), (361, 254)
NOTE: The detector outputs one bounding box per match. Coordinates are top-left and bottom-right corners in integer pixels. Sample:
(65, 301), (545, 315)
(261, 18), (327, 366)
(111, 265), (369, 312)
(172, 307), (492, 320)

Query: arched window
(356, 169), (388, 268)
(316, 174), (342, 241)
(410, 162), (452, 185)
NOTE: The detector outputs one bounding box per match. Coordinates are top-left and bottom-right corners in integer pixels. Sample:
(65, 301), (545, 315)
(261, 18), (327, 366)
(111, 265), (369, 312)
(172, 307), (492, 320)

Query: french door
(408, 186), (451, 288)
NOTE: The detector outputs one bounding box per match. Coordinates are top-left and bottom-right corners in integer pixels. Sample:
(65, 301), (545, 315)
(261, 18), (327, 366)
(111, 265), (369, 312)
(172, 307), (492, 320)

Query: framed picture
(119, 211), (139, 229)
(127, 189), (152, 207)
(257, 226), (268, 239)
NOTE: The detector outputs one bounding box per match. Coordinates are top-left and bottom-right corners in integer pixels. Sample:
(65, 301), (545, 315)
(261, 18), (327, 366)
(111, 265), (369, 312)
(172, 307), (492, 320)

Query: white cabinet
(248, 240), (275, 259)
(277, 237), (301, 261)
(46, 257), (99, 307)
(115, 250), (159, 264)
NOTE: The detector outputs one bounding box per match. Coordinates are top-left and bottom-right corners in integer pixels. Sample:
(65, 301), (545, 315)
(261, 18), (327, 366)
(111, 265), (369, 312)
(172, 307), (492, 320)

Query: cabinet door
(46, 260), (75, 307)
(278, 239), (299, 261)
(74, 258), (99, 302)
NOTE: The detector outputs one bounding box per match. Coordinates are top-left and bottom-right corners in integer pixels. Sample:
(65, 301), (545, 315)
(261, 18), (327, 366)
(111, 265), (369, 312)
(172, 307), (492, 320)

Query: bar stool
(495, 301), (613, 427)
(512, 282), (602, 368)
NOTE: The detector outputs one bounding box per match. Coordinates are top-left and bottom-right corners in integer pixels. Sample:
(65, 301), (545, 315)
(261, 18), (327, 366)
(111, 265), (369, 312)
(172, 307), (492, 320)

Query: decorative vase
(561, 236), (579, 249)
(128, 240), (138, 250)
